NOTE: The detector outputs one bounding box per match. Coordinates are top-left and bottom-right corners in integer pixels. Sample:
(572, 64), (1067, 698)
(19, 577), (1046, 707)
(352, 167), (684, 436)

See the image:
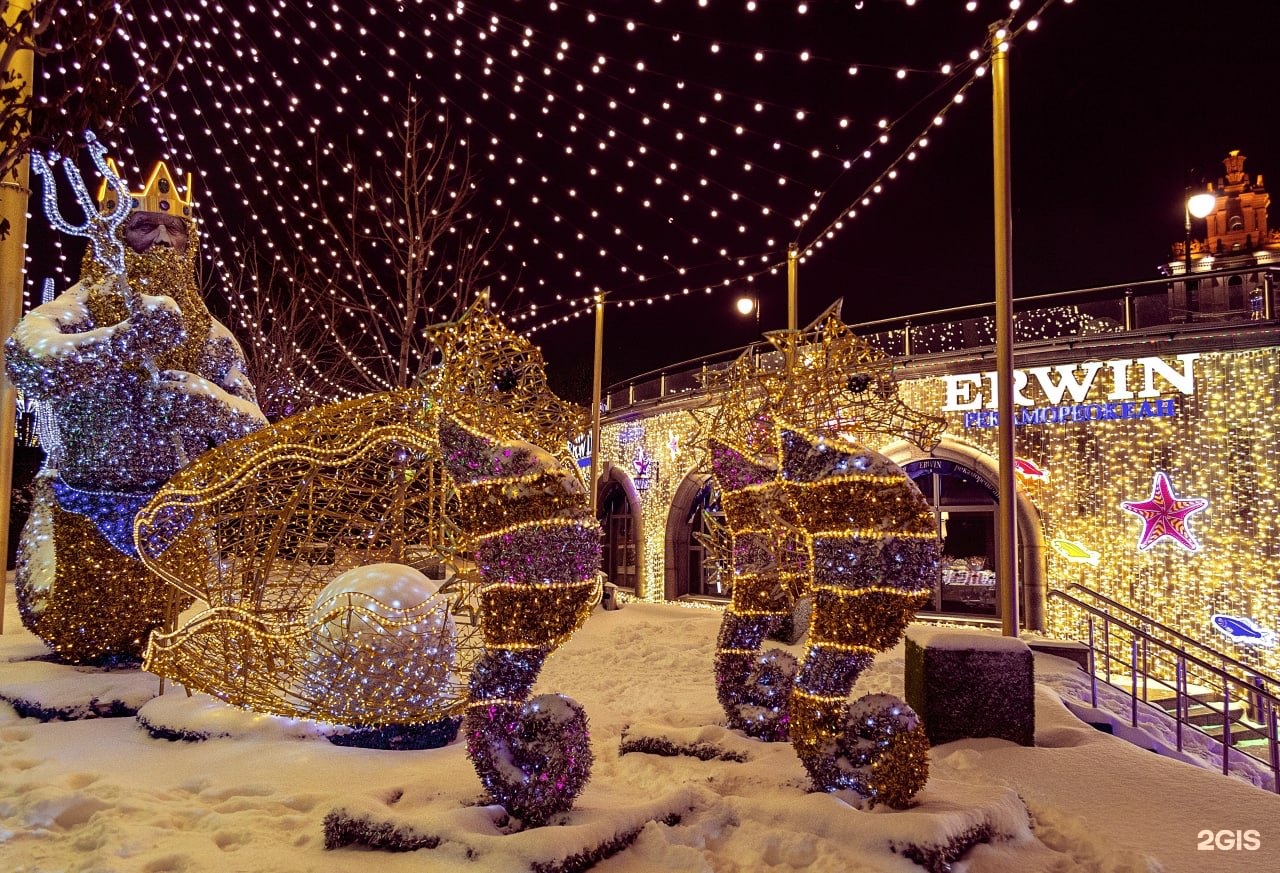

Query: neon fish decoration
(1050, 538), (1100, 567)
(1013, 457), (1050, 482)
(1211, 614), (1277, 648)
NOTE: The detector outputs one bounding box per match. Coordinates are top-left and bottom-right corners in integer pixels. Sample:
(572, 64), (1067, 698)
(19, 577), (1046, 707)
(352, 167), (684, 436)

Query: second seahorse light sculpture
(697, 305), (944, 807)
(711, 425), (939, 807)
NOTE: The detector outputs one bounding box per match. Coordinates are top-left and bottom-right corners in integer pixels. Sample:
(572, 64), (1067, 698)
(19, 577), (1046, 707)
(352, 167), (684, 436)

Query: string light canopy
(25, 0), (1070, 404)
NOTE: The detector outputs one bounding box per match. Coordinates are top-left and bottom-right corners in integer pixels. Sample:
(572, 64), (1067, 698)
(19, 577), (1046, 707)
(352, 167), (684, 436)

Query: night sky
(27, 0), (1280, 401)
(561, 0), (1280, 390)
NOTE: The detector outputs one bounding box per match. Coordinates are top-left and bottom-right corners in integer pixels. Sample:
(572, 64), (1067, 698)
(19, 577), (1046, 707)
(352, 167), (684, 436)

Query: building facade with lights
(593, 155), (1280, 679)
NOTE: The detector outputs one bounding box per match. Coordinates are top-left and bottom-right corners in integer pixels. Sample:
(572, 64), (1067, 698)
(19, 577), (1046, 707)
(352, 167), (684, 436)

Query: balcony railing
(604, 266), (1279, 414)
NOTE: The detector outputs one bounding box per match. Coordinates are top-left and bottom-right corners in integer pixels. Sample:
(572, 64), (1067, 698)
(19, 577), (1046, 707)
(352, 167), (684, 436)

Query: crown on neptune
(97, 159), (194, 219)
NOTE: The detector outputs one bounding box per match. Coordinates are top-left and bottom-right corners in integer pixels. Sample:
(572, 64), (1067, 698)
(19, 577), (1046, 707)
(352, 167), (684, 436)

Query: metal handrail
(1048, 587), (1280, 792)
(604, 264), (1280, 411)
(1065, 583), (1280, 691)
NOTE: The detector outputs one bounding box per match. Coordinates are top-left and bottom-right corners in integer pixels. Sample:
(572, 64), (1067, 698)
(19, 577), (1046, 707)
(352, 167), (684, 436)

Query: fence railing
(1047, 585), (1280, 791)
(605, 266), (1280, 414)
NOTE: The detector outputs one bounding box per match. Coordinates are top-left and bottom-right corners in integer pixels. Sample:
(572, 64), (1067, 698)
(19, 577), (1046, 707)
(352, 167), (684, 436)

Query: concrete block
(904, 628), (1035, 747)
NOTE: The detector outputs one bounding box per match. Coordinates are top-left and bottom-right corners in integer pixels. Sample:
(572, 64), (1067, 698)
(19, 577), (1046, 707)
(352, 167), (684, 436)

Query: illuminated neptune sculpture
(6, 136), (265, 663)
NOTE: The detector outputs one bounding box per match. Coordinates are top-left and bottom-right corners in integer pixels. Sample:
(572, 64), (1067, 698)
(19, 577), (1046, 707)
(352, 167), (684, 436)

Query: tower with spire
(1167, 151), (1279, 320)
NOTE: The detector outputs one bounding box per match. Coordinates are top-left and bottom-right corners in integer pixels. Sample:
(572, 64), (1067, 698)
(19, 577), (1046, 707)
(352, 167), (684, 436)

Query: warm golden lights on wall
(600, 345), (1280, 680)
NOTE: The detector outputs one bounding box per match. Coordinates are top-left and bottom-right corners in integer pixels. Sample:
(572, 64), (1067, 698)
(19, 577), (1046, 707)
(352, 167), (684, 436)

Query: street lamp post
(990, 22), (1018, 637)
(735, 294), (760, 332)
(589, 293), (604, 519)
(1183, 184), (1217, 313)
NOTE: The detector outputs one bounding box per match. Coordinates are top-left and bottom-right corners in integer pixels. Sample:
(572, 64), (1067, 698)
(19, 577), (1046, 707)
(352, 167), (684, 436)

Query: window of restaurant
(904, 459), (1001, 618)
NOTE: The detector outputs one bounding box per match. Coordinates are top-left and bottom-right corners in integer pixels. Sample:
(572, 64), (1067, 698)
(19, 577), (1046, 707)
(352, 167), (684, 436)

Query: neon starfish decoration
(1121, 472), (1208, 552)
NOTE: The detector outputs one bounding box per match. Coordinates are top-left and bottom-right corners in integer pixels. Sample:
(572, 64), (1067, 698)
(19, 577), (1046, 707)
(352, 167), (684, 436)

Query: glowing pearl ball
(305, 563), (457, 723)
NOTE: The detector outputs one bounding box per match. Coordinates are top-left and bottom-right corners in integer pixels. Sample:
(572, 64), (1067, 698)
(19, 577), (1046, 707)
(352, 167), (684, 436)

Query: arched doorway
(686, 482), (728, 598)
(664, 472), (730, 601)
(884, 439), (1047, 630)
(597, 469), (641, 591)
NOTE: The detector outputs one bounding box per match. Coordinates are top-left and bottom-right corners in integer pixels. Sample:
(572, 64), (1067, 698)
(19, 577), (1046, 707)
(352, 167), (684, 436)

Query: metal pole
(1141, 632), (1149, 701)
(1175, 655), (1185, 752)
(1183, 195), (1193, 296)
(1222, 677), (1232, 775)
(1269, 701), (1279, 794)
(786, 243), (798, 333)
(785, 244), (798, 373)
(991, 22), (1019, 637)
(588, 294), (604, 519)
(1102, 612), (1111, 684)
(1087, 615), (1097, 707)
(1130, 638), (1139, 727)
(0, 0), (36, 634)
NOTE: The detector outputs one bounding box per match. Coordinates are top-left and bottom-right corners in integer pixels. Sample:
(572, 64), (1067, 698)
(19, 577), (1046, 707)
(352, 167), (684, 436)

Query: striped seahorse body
(438, 417), (600, 825)
(709, 440), (798, 741)
(712, 426), (940, 808)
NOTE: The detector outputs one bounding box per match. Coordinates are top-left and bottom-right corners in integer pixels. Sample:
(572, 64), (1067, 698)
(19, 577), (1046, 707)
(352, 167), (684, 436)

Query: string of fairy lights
(23, 0), (1075, 405)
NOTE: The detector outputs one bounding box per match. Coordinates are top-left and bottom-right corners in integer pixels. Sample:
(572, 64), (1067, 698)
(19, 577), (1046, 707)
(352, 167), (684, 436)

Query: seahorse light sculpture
(437, 418), (599, 824)
(430, 299), (601, 825)
(712, 424), (939, 808)
(694, 305), (944, 748)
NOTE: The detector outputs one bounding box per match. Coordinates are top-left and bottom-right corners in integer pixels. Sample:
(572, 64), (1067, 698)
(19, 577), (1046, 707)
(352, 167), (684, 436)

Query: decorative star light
(1121, 472), (1208, 552)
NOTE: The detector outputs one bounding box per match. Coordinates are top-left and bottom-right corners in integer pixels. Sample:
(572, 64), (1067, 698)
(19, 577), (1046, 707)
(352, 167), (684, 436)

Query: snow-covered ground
(2, 586), (1279, 872)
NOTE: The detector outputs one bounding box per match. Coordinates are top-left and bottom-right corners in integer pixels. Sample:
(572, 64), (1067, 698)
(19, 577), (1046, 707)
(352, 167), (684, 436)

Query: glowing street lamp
(1183, 185), (1216, 292)
(735, 294), (760, 330)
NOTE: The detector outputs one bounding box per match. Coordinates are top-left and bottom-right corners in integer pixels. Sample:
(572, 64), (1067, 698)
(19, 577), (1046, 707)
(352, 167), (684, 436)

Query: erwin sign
(939, 354), (1199, 429)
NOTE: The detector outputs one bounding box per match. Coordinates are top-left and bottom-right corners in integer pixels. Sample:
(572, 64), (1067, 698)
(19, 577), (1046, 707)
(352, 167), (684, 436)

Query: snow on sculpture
(711, 426), (938, 807)
(134, 298), (595, 781)
(6, 134), (265, 663)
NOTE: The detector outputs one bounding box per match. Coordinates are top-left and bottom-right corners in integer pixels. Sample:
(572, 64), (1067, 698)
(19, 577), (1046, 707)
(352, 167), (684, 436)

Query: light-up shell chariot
(134, 302), (598, 729)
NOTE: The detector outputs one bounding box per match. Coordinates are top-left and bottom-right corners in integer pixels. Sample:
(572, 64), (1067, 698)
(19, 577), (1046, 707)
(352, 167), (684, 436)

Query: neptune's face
(123, 211), (190, 255)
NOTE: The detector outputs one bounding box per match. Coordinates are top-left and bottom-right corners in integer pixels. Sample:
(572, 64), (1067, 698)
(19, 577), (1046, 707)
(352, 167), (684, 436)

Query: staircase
(1047, 583), (1280, 791)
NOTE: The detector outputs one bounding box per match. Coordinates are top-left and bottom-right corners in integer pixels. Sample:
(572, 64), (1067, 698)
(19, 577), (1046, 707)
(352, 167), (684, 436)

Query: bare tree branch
(219, 244), (346, 421)
(0, 0), (185, 177)
(249, 98), (504, 397)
